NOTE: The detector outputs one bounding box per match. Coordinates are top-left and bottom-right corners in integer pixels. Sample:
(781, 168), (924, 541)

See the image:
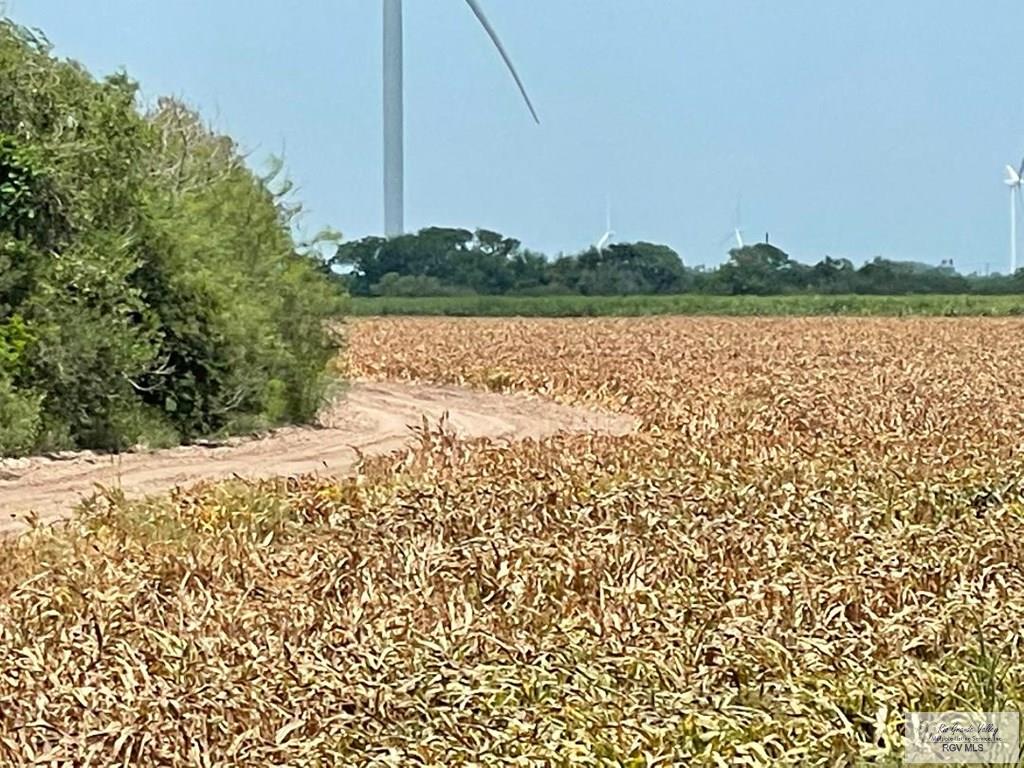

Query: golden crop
(3, 316), (1024, 766)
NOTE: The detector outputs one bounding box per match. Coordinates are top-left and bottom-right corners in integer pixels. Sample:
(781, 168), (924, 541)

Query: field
(3, 316), (1024, 765)
(350, 293), (1024, 317)
(0, 382), (632, 531)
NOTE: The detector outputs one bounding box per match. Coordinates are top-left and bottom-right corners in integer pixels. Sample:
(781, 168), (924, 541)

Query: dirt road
(0, 381), (635, 534)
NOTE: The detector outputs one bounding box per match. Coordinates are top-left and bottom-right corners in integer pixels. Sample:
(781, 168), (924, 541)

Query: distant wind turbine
(718, 197), (745, 250)
(595, 198), (615, 253)
(733, 198), (745, 248)
(382, 0), (540, 237)
(1005, 159), (1024, 275)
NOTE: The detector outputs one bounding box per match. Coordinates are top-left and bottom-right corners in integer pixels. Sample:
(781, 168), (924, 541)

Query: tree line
(0, 20), (344, 456)
(333, 228), (1023, 297)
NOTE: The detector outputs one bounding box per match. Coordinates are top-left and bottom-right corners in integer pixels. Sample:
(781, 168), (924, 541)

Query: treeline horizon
(332, 227), (1024, 297)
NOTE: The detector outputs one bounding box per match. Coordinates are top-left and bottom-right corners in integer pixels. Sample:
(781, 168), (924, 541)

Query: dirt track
(0, 380), (635, 534)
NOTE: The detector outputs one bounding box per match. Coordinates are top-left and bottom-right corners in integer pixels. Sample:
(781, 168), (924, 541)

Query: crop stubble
(2, 316), (1023, 765)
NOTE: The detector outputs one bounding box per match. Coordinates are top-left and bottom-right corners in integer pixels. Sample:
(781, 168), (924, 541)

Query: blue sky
(7, 1), (1024, 273)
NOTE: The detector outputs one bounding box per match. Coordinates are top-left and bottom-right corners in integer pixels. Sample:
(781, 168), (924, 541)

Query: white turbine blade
(1006, 165), (1020, 185)
(464, 0), (541, 124)
(596, 231), (612, 252)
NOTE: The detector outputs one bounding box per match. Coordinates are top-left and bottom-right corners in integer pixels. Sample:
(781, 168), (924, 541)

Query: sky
(6, 1), (1024, 273)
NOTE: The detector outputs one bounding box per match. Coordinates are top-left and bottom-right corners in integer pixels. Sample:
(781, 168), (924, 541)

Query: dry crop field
(3, 316), (1024, 766)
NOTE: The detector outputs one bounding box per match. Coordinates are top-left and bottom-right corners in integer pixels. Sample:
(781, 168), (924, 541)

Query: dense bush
(0, 21), (346, 456)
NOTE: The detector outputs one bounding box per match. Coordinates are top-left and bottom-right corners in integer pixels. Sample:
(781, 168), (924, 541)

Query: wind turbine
(718, 198), (745, 250)
(1005, 159), (1024, 275)
(733, 197), (745, 248)
(595, 198), (615, 253)
(382, 0), (540, 237)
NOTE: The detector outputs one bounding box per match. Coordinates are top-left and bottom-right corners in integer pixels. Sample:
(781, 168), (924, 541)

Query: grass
(351, 293), (1024, 317)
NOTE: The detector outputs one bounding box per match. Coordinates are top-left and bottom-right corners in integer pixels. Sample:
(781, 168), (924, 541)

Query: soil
(0, 380), (635, 534)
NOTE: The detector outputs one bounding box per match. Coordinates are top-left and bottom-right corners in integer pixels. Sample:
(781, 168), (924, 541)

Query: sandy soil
(0, 380), (635, 534)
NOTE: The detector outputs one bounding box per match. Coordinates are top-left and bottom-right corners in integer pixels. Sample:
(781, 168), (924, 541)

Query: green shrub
(0, 20), (346, 456)
(0, 375), (40, 455)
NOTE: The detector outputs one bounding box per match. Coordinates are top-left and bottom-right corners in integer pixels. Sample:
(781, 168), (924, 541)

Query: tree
(549, 242), (687, 295)
(332, 227), (520, 295)
(715, 243), (804, 295)
(853, 258), (969, 294)
(809, 256), (857, 294)
(0, 21), (345, 455)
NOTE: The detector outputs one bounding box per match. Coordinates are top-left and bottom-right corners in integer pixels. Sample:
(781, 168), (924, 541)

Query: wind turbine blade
(1007, 165), (1021, 185)
(464, 0), (541, 124)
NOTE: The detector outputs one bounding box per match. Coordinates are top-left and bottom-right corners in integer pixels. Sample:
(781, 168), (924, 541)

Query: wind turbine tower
(382, 0), (540, 237)
(719, 197), (745, 251)
(596, 198), (615, 253)
(1005, 160), (1024, 275)
(383, 0), (404, 238)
